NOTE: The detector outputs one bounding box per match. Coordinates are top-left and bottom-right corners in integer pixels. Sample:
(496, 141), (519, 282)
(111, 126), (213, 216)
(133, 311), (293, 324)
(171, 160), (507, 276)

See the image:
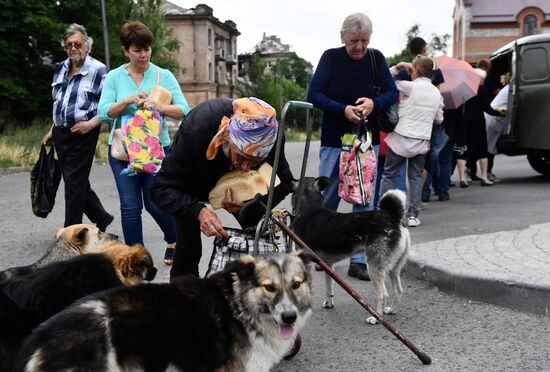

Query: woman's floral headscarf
(206, 97), (278, 160)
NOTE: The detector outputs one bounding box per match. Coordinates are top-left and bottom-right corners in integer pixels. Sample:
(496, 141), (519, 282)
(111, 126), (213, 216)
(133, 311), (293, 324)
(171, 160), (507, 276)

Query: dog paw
(383, 306), (396, 315)
(322, 300), (334, 309)
(365, 316), (378, 325)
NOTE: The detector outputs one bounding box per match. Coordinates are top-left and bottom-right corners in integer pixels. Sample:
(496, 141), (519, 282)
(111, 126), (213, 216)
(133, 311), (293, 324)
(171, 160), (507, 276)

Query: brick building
(453, 0), (550, 63)
(162, 2), (240, 108)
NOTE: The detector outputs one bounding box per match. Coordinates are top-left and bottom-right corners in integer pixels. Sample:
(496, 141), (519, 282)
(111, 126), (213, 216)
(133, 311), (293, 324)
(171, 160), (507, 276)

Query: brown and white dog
(0, 242), (156, 371)
(0, 224), (118, 282)
(16, 253), (312, 372)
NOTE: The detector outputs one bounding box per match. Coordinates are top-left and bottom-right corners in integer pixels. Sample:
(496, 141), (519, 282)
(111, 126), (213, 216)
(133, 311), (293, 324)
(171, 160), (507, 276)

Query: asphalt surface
(1, 140), (550, 371)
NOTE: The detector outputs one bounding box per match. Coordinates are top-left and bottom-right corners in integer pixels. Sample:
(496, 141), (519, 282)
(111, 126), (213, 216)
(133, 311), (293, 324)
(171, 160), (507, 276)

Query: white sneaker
(408, 216), (421, 227)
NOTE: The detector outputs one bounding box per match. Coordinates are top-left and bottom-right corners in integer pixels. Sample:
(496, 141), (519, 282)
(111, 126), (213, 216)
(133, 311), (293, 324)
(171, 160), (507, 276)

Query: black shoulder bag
(369, 49), (399, 133)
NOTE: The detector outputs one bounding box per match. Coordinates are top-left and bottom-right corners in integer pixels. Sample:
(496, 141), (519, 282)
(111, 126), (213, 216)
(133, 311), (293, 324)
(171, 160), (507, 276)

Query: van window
(521, 47), (549, 82)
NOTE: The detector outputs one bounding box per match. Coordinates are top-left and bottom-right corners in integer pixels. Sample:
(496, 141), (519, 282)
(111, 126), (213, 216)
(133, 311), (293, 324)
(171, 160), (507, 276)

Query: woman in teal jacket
(98, 21), (189, 265)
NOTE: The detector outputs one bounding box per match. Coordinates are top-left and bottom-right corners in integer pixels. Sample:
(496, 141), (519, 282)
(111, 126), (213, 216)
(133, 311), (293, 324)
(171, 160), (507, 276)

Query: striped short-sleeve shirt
(51, 55), (108, 128)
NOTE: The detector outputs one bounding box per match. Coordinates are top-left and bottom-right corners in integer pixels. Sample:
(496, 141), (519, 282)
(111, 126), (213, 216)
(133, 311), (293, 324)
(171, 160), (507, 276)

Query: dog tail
(378, 189), (407, 222)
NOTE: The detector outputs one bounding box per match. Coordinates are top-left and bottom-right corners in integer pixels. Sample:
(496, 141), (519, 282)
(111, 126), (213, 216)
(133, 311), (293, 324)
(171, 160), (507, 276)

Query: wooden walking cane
(270, 214), (432, 365)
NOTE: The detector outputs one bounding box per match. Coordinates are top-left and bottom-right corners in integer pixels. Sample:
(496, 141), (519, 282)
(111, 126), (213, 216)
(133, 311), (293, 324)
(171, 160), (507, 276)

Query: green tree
(0, 0), (64, 127)
(0, 0), (182, 130)
(385, 24), (450, 66)
(241, 52), (314, 130)
(241, 54), (312, 129)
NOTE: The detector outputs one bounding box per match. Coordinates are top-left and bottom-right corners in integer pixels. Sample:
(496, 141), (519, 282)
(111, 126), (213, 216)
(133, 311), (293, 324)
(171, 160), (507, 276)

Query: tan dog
(0, 224), (118, 281)
(94, 241), (158, 285)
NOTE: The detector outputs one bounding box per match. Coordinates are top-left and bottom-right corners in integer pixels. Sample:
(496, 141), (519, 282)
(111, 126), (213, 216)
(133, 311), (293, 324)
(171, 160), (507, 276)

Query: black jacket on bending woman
(460, 85), (502, 161)
(150, 98), (294, 226)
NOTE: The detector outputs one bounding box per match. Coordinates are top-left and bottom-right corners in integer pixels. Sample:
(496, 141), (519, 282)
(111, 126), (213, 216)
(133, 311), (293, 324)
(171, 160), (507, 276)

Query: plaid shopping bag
(205, 227), (287, 277)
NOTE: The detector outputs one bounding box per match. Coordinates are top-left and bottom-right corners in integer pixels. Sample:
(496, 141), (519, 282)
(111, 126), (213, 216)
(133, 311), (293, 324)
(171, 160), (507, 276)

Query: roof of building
(464, 0), (550, 23)
(253, 33), (290, 54)
(162, 1), (240, 34)
(161, 0), (193, 15)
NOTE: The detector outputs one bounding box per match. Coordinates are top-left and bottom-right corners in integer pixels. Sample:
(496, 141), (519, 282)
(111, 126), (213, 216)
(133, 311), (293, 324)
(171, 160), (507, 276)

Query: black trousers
(52, 125), (110, 227)
(171, 216), (202, 280)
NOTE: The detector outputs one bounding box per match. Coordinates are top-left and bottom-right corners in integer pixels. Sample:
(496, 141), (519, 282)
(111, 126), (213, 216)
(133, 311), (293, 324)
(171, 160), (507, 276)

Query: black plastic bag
(372, 103), (399, 133)
(30, 144), (61, 218)
(369, 48), (399, 133)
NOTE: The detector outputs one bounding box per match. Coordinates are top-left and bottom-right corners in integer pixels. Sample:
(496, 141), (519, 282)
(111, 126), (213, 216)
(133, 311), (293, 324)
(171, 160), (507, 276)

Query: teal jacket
(98, 62), (189, 146)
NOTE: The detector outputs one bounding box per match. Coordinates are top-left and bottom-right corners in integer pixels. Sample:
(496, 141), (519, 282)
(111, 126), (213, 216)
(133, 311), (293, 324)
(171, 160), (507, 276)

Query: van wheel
(527, 152), (550, 176)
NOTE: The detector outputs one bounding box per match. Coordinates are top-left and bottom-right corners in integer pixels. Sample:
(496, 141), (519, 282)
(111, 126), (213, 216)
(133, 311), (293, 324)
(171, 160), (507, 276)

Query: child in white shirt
(379, 56), (444, 227)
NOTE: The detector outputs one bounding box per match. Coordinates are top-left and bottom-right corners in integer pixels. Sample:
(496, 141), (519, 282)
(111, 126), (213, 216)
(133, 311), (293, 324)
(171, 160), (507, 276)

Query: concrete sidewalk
(407, 222), (550, 316)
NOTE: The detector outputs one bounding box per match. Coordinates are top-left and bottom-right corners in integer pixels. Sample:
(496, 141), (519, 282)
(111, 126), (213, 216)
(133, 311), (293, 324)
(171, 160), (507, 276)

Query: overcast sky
(172, 0), (455, 68)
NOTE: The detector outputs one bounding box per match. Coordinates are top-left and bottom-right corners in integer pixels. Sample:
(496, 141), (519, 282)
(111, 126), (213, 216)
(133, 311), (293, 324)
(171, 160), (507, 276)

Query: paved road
(1, 141), (549, 371)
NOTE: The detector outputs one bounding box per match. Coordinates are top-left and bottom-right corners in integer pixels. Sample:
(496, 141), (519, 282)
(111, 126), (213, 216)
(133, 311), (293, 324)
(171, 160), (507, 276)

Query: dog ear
(72, 226), (89, 245)
(54, 227), (64, 240)
(292, 250), (314, 266)
(223, 255), (256, 280)
(314, 176), (330, 192)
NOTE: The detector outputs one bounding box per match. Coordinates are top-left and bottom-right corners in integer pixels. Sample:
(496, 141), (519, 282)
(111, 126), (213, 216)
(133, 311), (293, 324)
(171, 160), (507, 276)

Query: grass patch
(0, 120), (111, 168)
(0, 119), (317, 168)
(0, 120), (52, 168)
(285, 128), (320, 142)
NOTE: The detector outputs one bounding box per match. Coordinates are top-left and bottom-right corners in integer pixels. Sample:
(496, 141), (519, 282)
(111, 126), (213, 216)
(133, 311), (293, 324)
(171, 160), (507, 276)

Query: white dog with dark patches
(16, 253), (313, 372)
(292, 177), (410, 324)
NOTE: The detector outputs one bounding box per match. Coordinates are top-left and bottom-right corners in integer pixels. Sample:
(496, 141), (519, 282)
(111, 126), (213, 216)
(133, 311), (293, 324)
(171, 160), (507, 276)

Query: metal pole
(279, 70), (283, 116)
(100, 0), (110, 70)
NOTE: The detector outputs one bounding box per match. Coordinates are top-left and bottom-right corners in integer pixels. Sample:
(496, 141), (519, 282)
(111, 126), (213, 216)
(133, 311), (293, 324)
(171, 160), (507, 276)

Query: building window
(208, 62), (212, 82)
(208, 29), (212, 48)
(523, 15), (537, 36)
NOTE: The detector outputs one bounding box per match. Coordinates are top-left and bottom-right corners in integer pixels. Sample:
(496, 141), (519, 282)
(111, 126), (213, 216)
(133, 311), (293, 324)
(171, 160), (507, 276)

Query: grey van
(490, 33), (550, 176)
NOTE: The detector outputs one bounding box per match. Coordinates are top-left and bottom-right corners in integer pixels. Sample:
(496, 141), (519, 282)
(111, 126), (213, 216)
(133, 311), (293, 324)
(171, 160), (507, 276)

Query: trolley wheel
(283, 333), (302, 360)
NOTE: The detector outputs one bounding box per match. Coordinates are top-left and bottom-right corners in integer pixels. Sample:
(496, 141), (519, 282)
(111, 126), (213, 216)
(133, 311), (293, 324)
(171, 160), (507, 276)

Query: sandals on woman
(164, 247), (176, 265)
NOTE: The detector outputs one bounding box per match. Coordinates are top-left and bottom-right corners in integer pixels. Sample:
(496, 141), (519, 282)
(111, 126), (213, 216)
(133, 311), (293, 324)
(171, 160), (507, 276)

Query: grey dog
(291, 177), (410, 324)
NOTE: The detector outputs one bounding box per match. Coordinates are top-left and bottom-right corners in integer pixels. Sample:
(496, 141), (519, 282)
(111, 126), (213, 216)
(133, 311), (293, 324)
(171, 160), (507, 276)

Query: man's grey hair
(61, 23), (93, 52)
(340, 13), (373, 38)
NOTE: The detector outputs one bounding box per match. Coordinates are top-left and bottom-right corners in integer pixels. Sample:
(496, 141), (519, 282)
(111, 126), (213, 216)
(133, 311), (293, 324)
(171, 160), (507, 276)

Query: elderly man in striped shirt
(43, 23), (113, 231)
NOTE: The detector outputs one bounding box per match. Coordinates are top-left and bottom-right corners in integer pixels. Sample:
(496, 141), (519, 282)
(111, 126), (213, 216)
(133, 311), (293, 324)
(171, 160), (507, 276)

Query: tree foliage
(0, 0), (181, 130)
(385, 24), (450, 66)
(240, 53), (314, 130)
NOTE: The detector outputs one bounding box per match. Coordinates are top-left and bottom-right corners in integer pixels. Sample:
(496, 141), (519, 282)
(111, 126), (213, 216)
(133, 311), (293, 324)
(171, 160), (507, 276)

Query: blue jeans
(423, 139), (454, 198)
(108, 145), (176, 246)
(379, 148), (426, 218)
(319, 145), (379, 265)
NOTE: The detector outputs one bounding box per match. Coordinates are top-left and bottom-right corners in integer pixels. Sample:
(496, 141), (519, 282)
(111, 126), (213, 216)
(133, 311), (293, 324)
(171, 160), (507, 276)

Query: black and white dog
(16, 253), (313, 372)
(0, 243), (156, 372)
(292, 177), (410, 324)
